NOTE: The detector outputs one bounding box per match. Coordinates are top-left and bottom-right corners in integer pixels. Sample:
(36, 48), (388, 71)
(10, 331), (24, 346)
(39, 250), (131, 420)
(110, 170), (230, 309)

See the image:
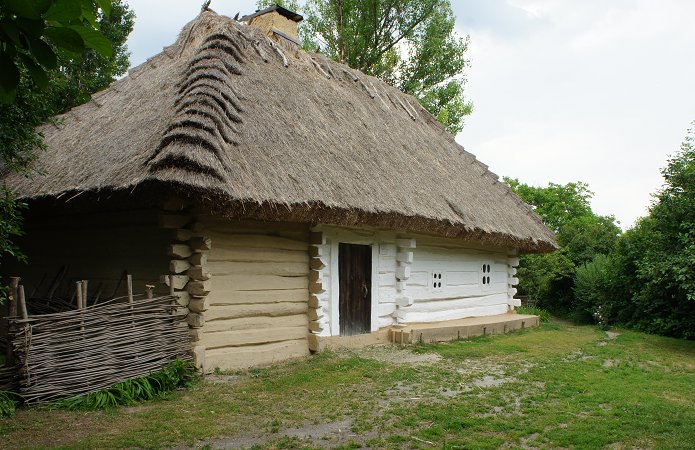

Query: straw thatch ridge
(146, 31), (247, 181)
(2, 10), (557, 253)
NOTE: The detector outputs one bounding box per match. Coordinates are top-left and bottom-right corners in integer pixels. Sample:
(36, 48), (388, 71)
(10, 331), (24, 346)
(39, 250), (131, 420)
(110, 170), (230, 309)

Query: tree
(49, 1), (134, 111)
(0, 0), (114, 102)
(256, 0), (472, 134)
(604, 123), (695, 338)
(0, 0), (134, 286)
(505, 178), (621, 317)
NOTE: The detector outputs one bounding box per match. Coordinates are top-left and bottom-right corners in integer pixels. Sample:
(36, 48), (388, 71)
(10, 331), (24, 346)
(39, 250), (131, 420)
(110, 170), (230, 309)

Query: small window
(432, 272), (443, 289)
(481, 263), (492, 287)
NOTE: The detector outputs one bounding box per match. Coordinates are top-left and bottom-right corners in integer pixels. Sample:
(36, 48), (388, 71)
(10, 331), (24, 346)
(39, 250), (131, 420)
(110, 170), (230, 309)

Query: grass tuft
(50, 359), (197, 411)
(517, 305), (552, 322)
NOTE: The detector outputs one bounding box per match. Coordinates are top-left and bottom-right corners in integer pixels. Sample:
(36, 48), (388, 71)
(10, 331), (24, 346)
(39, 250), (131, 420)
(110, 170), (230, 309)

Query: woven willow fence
(7, 294), (190, 405)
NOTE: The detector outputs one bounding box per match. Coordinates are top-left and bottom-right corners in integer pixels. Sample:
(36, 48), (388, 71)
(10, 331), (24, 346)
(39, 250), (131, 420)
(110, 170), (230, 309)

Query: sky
(123, 0), (695, 229)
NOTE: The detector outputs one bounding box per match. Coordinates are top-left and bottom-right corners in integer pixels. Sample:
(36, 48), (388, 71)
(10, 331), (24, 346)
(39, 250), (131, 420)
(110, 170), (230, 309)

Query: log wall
(191, 216), (311, 371)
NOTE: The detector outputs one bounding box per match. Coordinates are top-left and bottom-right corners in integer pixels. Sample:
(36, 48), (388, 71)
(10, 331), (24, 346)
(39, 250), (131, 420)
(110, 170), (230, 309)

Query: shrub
(574, 254), (612, 323)
(0, 391), (20, 417)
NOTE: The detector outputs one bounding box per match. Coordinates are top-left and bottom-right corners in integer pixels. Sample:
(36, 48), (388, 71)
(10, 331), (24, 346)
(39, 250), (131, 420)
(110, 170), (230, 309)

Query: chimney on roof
(242, 4), (303, 49)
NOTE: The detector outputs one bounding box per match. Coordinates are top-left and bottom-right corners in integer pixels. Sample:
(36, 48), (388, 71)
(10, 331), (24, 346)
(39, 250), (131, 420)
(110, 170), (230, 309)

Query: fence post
(4, 277), (20, 363)
(82, 280), (89, 308)
(75, 281), (83, 310)
(18, 285), (27, 320)
(9, 277), (19, 318)
(126, 274), (133, 304)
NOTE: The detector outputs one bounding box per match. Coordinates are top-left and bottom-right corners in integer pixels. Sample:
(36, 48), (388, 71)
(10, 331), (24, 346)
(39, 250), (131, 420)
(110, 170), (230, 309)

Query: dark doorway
(339, 243), (372, 336)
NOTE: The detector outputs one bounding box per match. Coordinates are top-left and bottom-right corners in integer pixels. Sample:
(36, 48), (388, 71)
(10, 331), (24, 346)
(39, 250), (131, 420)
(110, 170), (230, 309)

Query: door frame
(328, 231), (379, 336)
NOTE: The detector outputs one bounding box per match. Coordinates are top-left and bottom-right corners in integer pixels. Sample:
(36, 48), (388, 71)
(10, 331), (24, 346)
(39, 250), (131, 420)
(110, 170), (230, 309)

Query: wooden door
(339, 243), (372, 336)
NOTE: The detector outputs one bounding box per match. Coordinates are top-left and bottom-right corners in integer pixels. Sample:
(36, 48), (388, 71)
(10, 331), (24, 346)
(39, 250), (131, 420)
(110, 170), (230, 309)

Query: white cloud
(455, 0), (695, 228)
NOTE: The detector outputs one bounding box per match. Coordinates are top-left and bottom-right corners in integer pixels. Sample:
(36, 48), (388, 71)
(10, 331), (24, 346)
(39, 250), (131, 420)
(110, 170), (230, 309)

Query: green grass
(1, 322), (694, 449)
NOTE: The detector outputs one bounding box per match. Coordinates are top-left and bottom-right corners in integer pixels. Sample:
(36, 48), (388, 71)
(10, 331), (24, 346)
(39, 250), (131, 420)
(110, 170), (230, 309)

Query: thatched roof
(3, 11), (557, 253)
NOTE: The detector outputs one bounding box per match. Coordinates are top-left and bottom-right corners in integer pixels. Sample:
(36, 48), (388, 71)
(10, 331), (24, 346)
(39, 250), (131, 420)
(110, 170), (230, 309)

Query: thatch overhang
(3, 11), (557, 253)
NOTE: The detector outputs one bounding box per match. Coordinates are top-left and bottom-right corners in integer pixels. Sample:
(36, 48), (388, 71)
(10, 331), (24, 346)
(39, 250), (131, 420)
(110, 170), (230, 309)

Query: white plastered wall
(311, 225), (520, 336)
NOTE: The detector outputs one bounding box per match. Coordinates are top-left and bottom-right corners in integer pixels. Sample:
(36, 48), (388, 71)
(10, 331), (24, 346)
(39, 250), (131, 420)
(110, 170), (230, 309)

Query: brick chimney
(242, 4), (303, 48)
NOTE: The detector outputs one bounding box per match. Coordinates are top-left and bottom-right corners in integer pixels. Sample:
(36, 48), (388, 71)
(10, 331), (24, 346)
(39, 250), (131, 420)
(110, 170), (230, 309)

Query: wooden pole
(145, 285), (154, 299)
(9, 277), (19, 317)
(82, 280), (89, 308)
(127, 275), (134, 327)
(126, 275), (133, 304)
(4, 277), (19, 363)
(75, 281), (83, 310)
(18, 285), (28, 320)
(168, 275), (176, 315)
(77, 281), (85, 332)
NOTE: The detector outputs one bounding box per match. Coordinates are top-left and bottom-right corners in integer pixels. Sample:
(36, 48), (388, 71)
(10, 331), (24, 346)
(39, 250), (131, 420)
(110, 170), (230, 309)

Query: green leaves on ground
(51, 359), (197, 411)
(0, 391), (20, 417)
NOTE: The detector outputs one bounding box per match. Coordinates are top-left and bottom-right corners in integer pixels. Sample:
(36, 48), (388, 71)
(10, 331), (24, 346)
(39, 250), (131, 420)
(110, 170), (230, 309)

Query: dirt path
(187, 345), (529, 449)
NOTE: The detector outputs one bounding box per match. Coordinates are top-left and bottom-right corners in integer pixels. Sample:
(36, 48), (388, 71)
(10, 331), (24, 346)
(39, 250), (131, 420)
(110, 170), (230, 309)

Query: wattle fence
(2, 278), (190, 405)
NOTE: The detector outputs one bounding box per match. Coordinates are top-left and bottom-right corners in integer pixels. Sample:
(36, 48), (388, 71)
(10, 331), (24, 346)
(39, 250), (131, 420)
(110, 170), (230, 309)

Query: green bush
(52, 359), (197, 410)
(517, 306), (551, 323)
(574, 254), (612, 322)
(0, 391), (20, 417)
(607, 218), (695, 338)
